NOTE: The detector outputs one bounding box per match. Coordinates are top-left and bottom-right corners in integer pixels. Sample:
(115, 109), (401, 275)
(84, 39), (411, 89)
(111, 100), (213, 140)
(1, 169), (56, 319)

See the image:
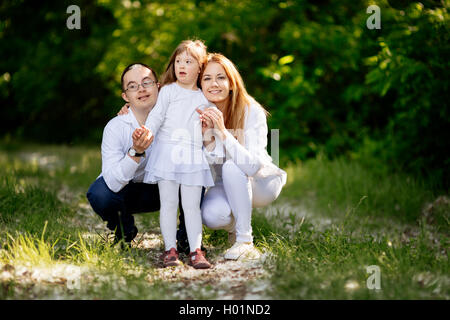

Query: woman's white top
(205, 99), (287, 185)
(143, 82), (214, 187)
(100, 110), (152, 192)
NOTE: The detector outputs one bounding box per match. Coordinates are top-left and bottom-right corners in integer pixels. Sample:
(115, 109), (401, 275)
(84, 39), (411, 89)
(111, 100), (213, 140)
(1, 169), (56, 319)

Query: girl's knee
(160, 195), (179, 212)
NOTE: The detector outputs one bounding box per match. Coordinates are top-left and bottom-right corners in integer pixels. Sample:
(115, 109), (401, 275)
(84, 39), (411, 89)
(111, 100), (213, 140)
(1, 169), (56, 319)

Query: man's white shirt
(100, 109), (152, 192)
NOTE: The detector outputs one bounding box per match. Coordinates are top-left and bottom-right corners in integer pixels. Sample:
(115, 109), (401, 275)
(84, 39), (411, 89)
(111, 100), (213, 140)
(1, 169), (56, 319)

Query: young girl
(138, 40), (213, 269)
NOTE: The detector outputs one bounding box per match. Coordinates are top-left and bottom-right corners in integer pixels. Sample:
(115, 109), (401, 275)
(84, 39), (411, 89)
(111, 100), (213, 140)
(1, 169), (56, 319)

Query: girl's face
(174, 51), (200, 87)
(201, 62), (230, 105)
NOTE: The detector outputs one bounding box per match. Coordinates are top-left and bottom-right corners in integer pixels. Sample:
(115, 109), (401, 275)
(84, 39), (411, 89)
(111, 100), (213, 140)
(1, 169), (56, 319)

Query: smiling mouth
(208, 90), (222, 94)
(138, 95), (150, 101)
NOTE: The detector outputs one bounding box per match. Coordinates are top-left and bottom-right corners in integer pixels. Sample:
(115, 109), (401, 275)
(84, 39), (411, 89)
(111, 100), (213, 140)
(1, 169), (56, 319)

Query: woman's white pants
(201, 160), (284, 243)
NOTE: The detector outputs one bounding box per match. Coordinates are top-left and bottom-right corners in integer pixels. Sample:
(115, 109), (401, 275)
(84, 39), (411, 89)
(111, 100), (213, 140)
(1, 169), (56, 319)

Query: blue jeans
(86, 177), (160, 235)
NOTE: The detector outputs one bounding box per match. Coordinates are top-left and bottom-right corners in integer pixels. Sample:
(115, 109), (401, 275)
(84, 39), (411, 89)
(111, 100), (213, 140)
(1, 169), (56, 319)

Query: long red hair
(200, 53), (269, 144)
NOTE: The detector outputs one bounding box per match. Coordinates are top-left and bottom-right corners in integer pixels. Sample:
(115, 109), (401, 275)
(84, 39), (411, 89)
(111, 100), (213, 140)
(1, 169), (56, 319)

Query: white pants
(158, 180), (203, 252)
(201, 160), (284, 243)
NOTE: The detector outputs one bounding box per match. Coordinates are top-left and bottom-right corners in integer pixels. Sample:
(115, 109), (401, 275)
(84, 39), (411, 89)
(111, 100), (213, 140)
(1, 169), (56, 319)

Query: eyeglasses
(126, 78), (156, 92)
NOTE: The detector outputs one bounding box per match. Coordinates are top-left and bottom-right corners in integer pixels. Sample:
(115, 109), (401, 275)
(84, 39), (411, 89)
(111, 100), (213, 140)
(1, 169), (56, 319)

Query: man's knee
(86, 177), (120, 216)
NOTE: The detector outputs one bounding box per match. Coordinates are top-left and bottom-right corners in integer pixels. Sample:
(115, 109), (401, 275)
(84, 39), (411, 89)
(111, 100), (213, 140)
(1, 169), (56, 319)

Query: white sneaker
(224, 242), (261, 260)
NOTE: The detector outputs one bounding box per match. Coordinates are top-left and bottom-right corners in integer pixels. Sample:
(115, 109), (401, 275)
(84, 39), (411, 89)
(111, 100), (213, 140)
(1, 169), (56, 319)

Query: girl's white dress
(143, 82), (215, 187)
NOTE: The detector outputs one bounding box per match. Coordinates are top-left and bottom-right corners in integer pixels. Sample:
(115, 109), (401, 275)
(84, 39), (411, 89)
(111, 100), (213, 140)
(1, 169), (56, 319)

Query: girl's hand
(196, 108), (214, 135)
(132, 125), (153, 154)
(196, 108), (216, 148)
(201, 107), (227, 140)
(118, 103), (130, 116)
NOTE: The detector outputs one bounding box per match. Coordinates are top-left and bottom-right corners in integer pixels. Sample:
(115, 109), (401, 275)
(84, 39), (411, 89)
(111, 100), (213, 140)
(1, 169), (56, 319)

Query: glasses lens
(142, 80), (155, 88)
(127, 84), (138, 91)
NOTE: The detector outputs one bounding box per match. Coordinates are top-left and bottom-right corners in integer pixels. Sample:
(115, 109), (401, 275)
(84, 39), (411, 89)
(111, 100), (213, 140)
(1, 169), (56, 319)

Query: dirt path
(74, 192), (273, 300)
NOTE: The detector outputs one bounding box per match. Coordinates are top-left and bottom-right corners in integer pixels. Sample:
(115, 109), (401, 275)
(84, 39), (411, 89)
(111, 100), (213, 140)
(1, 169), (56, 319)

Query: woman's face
(201, 62), (230, 105)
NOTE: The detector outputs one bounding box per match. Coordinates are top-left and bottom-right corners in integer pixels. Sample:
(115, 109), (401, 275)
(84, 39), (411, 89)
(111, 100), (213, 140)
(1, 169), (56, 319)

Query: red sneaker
(160, 248), (181, 267)
(188, 248), (212, 269)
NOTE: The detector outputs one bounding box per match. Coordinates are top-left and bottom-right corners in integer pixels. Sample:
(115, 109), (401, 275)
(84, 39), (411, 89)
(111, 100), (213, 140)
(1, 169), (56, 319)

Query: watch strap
(129, 147), (145, 157)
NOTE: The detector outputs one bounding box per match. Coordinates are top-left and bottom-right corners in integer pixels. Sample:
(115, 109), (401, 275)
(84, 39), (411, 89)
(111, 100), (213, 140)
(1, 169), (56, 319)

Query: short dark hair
(120, 63), (159, 91)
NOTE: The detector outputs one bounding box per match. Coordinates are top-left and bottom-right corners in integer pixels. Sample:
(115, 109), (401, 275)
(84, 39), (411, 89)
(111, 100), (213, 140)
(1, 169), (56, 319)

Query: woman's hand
(196, 108), (216, 149)
(118, 103), (130, 116)
(200, 107), (227, 141)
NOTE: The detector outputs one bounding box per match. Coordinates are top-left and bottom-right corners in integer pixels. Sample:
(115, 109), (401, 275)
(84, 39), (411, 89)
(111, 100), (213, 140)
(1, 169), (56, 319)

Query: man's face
(121, 66), (158, 110)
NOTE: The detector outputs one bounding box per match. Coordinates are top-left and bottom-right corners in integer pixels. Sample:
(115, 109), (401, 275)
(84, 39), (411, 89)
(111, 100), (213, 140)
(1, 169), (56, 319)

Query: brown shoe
(188, 248), (211, 269)
(160, 248), (181, 267)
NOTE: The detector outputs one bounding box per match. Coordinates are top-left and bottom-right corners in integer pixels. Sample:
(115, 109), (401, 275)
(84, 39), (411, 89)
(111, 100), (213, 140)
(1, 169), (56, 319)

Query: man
(86, 63), (160, 245)
(88, 62), (203, 253)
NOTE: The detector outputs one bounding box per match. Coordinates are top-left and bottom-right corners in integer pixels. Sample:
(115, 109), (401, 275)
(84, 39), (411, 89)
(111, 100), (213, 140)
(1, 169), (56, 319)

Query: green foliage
(0, 0), (116, 143)
(0, 0), (448, 186)
(364, 3), (450, 187)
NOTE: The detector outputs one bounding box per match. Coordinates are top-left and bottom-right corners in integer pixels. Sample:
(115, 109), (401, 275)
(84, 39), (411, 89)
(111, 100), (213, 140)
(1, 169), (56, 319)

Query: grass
(281, 156), (437, 222)
(0, 142), (448, 299)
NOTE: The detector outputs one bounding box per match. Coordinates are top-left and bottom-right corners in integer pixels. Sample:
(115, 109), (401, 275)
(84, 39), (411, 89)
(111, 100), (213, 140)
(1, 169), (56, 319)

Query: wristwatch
(128, 147), (145, 157)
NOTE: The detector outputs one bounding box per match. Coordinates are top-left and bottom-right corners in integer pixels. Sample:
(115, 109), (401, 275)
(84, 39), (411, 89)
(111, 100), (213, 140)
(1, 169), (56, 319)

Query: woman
(196, 53), (287, 260)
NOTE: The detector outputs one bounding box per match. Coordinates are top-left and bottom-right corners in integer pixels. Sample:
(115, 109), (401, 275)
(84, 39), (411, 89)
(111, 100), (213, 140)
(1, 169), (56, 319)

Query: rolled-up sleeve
(101, 121), (138, 192)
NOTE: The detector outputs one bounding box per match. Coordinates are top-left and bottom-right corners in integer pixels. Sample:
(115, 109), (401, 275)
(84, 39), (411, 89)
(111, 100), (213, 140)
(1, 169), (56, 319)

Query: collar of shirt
(119, 108), (142, 131)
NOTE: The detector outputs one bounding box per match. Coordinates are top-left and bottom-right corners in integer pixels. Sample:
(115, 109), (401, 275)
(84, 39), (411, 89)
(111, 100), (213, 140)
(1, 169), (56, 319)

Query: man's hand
(132, 125), (153, 154)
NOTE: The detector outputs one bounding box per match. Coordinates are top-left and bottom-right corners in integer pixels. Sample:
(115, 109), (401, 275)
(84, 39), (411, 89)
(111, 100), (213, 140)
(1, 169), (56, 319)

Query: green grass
(281, 156), (437, 222)
(0, 142), (448, 299)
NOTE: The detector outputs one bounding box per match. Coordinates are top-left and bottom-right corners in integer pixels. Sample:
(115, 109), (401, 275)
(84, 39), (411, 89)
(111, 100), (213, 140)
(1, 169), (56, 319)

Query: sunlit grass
(1, 223), (57, 267)
(0, 142), (448, 299)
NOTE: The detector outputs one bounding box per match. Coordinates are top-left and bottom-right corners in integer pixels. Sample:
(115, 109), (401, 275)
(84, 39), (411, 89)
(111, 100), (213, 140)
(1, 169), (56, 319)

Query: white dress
(143, 82), (215, 187)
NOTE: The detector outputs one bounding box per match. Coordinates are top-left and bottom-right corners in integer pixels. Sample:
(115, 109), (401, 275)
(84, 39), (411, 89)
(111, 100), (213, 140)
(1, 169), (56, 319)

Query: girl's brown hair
(200, 53), (269, 145)
(160, 39), (207, 88)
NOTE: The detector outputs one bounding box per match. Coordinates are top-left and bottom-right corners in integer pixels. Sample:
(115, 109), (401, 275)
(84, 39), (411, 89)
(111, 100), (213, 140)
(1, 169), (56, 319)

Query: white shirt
(145, 82), (210, 148)
(100, 109), (152, 192)
(206, 100), (287, 185)
(143, 82), (214, 187)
